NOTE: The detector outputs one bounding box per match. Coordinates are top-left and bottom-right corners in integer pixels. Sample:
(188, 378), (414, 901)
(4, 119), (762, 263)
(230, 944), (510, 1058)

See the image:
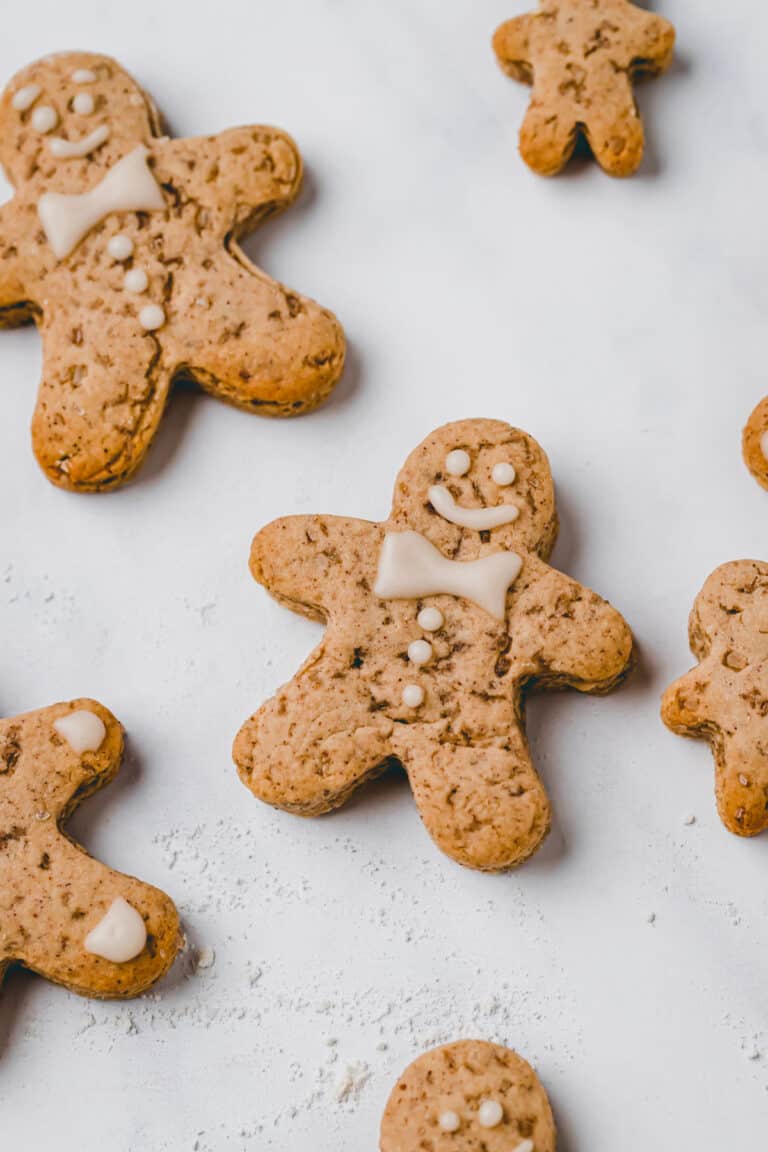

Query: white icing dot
(478, 1099), (504, 1129)
(72, 68), (97, 84)
(417, 606), (444, 632)
(139, 304), (165, 331)
(402, 684), (425, 708)
(107, 234), (134, 261)
(12, 84), (41, 111)
(760, 430), (768, 462)
(439, 1110), (461, 1133)
(72, 92), (94, 116)
(408, 639), (432, 666)
(513, 1141), (534, 1152)
(492, 461), (517, 486)
(53, 709), (106, 755)
(123, 267), (148, 293)
(84, 897), (147, 963)
(445, 449), (471, 477)
(31, 105), (58, 134)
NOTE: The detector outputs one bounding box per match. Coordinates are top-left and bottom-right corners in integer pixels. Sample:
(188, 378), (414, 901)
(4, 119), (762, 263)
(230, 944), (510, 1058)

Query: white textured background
(1, 1), (767, 1148)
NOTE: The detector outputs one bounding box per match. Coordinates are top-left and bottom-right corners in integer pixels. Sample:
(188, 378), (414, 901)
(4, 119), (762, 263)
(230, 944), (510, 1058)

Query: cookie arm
(0, 198), (33, 325)
(493, 15), (535, 83)
(510, 561), (633, 692)
(628, 9), (676, 75)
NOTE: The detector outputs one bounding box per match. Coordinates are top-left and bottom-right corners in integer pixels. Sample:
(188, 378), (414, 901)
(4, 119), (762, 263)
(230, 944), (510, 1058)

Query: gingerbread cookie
(662, 561), (768, 838)
(380, 1040), (556, 1152)
(0, 52), (345, 491)
(233, 419), (633, 871)
(0, 699), (180, 998)
(742, 399), (768, 489)
(493, 0), (675, 176)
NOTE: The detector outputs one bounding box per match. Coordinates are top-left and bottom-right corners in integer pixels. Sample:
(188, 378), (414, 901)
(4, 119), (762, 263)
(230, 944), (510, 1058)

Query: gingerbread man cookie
(662, 561), (768, 838)
(742, 399), (768, 490)
(234, 419), (633, 871)
(0, 699), (180, 998)
(493, 0), (675, 176)
(0, 52), (345, 491)
(380, 1040), (556, 1152)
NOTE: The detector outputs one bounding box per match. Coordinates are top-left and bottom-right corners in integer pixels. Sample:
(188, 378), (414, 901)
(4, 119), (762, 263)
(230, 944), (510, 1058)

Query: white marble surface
(1, 1), (767, 1148)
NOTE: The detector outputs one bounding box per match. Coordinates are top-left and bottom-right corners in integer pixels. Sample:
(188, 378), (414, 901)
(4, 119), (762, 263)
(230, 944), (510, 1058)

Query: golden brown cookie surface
(234, 418), (633, 871)
(662, 561), (768, 837)
(0, 699), (180, 998)
(493, 0), (675, 176)
(380, 1040), (556, 1152)
(742, 398), (768, 489)
(0, 52), (345, 491)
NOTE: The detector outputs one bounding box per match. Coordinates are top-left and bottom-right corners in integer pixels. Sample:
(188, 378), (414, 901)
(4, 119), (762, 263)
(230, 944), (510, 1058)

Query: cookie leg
(32, 307), (173, 491)
(584, 101), (645, 178)
(518, 102), (579, 177)
(169, 256), (345, 416)
(234, 672), (395, 815)
(398, 730), (551, 871)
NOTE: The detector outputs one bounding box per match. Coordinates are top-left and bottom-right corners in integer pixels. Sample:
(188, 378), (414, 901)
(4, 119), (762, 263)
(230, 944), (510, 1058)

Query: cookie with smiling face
(233, 418), (633, 871)
(380, 1041), (556, 1152)
(0, 698), (180, 1000)
(0, 52), (345, 491)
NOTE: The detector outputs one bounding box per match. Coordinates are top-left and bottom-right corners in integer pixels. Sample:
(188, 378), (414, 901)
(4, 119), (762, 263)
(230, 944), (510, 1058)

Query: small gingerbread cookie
(380, 1040), (556, 1152)
(234, 418), (633, 871)
(742, 398), (768, 489)
(0, 52), (345, 491)
(662, 561), (768, 838)
(0, 699), (180, 998)
(493, 0), (675, 176)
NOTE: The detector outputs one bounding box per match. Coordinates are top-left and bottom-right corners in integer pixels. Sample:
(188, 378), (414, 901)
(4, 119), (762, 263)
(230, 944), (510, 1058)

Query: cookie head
(389, 419), (557, 559)
(690, 561), (768, 664)
(0, 52), (157, 188)
(380, 1040), (556, 1151)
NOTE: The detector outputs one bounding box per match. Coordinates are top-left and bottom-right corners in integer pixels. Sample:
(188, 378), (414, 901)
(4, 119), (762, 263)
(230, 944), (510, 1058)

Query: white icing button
(139, 304), (165, 331)
(107, 234), (134, 261)
(31, 105), (58, 134)
(417, 606), (444, 632)
(492, 461), (517, 486)
(439, 1111), (461, 1133)
(402, 684), (425, 708)
(760, 430), (768, 462)
(123, 267), (148, 293)
(514, 1141), (535, 1152)
(53, 709), (106, 755)
(408, 639), (432, 666)
(445, 449), (471, 477)
(478, 1099), (504, 1129)
(84, 897), (147, 963)
(72, 92), (94, 116)
(429, 484), (520, 531)
(12, 84), (41, 111)
(72, 68), (97, 83)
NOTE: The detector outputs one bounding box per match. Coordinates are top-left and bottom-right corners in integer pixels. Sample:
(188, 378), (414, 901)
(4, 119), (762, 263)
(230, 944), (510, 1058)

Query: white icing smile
(49, 124), (110, 159)
(374, 531), (522, 620)
(428, 484), (520, 530)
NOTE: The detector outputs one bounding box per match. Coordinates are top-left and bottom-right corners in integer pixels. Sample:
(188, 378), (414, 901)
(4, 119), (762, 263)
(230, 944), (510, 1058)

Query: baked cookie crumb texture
(234, 418), (633, 872)
(493, 0), (675, 176)
(662, 560), (768, 838)
(380, 1040), (556, 1151)
(0, 52), (345, 491)
(0, 699), (180, 999)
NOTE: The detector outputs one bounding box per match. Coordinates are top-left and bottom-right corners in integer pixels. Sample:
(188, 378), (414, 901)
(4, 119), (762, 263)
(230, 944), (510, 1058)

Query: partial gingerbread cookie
(493, 0), (675, 176)
(742, 398), (768, 489)
(0, 52), (345, 491)
(662, 561), (768, 838)
(0, 699), (180, 998)
(380, 1040), (556, 1152)
(234, 418), (633, 871)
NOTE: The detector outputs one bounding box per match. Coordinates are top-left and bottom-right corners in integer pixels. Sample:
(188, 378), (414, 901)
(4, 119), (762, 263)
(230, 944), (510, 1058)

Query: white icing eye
(139, 304), (165, 331)
(72, 92), (94, 116)
(408, 639), (432, 666)
(402, 684), (425, 708)
(72, 68), (97, 83)
(12, 83), (41, 111)
(445, 449), (470, 477)
(477, 1099), (504, 1128)
(417, 607), (443, 632)
(107, 234), (134, 261)
(439, 1110), (461, 1132)
(492, 462), (516, 486)
(53, 709), (106, 755)
(123, 268), (148, 293)
(32, 105), (58, 134)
